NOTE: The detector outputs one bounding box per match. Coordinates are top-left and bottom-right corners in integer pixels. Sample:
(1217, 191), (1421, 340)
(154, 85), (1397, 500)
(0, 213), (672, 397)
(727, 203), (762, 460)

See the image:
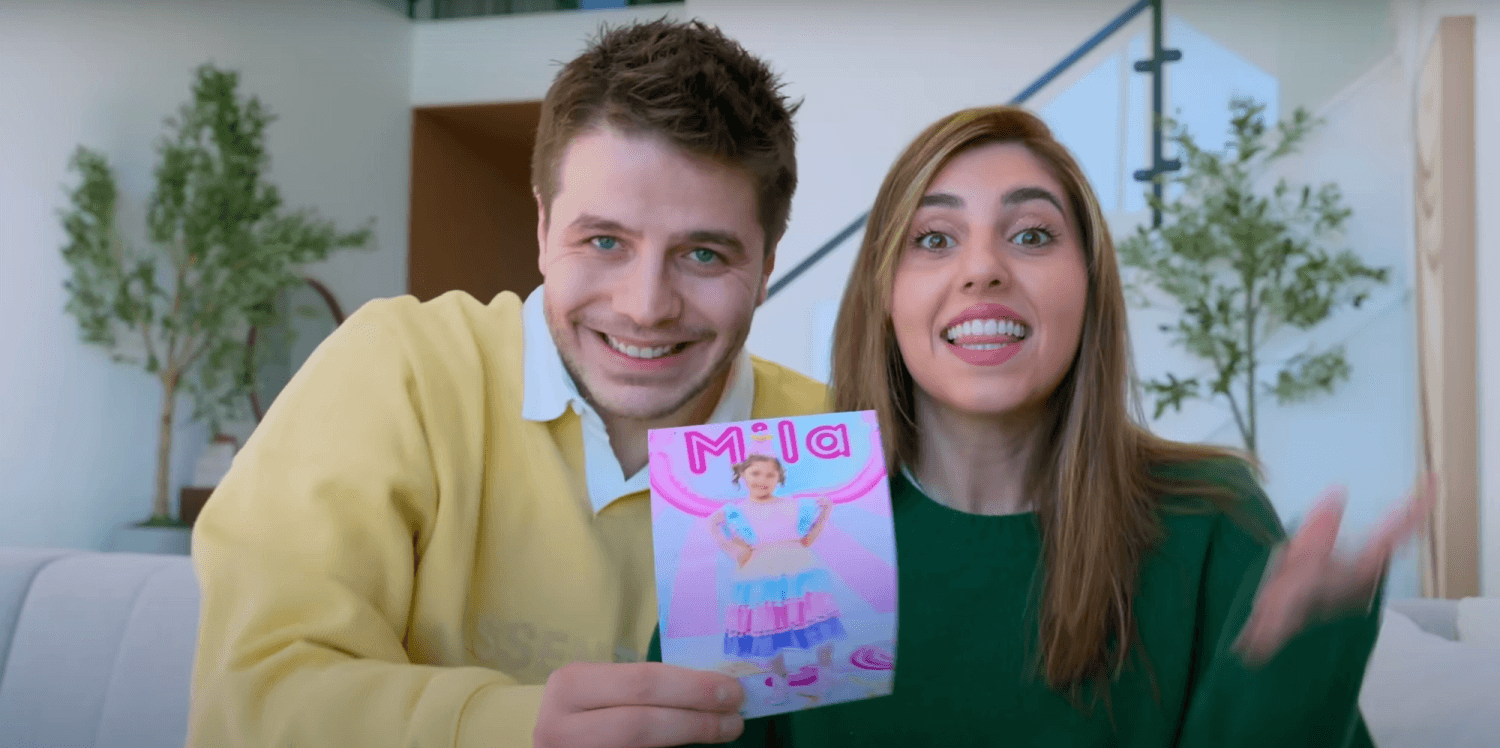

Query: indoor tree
(1118, 97), (1389, 456)
(59, 63), (372, 525)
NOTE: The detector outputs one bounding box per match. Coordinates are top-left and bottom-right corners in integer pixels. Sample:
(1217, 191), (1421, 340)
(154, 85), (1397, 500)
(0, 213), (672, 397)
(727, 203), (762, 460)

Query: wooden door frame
(1414, 15), (1479, 599)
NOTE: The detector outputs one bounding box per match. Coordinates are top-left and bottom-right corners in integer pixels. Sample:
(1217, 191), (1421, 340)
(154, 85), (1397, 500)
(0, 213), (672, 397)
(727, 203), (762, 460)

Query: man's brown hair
(531, 18), (800, 259)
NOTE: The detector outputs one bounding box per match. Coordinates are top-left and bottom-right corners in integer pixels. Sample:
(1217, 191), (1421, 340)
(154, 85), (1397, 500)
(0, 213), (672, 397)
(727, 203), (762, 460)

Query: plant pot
(180, 486), (214, 526)
(108, 522), (192, 555)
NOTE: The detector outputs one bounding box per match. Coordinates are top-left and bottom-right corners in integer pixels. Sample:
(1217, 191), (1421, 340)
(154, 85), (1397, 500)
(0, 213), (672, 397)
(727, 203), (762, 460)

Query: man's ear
(535, 190), (548, 277)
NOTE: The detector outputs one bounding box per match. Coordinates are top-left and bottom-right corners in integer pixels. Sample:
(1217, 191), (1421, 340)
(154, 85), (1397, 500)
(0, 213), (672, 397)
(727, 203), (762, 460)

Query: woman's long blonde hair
(830, 106), (1257, 695)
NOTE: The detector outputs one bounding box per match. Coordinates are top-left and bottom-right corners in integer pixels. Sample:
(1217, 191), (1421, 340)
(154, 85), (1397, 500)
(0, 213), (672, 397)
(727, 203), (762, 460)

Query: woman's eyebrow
(1002, 186), (1065, 214)
(918, 187), (1065, 215)
(918, 192), (963, 208)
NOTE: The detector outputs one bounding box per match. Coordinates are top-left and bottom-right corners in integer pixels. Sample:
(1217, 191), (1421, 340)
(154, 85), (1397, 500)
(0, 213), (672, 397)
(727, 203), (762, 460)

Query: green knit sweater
(649, 459), (1381, 747)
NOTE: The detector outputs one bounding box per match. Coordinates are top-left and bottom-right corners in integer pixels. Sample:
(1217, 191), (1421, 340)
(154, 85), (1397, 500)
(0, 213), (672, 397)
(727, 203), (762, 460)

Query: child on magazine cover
(709, 455), (847, 704)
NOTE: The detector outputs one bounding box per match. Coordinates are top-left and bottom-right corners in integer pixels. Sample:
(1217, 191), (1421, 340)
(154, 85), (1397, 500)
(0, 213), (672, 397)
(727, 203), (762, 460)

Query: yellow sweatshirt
(188, 290), (829, 747)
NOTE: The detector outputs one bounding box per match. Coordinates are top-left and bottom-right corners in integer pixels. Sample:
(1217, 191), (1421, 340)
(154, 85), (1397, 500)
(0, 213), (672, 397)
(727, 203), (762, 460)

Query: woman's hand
(1234, 475), (1436, 666)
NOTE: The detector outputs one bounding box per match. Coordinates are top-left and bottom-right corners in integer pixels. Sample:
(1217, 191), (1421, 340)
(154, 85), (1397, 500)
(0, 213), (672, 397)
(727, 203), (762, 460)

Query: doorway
(408, 100), (543, 304)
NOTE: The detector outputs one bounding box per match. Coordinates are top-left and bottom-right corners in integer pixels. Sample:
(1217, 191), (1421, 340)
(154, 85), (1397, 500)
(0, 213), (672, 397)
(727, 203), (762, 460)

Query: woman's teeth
(944, 318), (1030, 346)
(606, 335), (680, 360)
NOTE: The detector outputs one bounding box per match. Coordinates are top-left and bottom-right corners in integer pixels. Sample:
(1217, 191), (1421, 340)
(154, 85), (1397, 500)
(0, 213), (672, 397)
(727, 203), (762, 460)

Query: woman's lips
(945, 336), (1024, 366)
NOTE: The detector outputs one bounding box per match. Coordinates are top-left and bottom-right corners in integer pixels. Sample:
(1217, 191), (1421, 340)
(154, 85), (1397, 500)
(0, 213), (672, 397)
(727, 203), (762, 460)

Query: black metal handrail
(766, 0), (1179, 300)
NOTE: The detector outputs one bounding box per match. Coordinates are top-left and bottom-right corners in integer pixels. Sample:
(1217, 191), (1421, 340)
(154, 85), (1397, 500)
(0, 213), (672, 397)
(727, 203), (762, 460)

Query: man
(188, 18), (825, 748)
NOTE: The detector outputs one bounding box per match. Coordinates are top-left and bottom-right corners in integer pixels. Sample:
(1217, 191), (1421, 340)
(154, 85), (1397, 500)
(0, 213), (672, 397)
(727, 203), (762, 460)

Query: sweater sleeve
(188, 301), (543, 748)
(1173, 474), (1381, 748)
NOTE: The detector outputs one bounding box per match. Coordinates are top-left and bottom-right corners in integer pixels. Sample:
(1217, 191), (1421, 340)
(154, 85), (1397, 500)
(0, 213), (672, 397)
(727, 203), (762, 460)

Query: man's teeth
(944, 318), (1030, 343)
(607, 336), (678, 360)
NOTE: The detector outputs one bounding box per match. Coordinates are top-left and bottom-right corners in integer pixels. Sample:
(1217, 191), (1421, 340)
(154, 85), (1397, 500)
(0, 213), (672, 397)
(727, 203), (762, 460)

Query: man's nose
(613, 252), (681, 328)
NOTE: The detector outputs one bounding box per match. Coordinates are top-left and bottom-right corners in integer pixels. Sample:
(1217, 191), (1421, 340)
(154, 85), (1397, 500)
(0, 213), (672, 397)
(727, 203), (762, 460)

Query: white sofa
(1358, 594), (1500, 747)
(0, 548), (199, 748)
(0, 547), (1493, 747)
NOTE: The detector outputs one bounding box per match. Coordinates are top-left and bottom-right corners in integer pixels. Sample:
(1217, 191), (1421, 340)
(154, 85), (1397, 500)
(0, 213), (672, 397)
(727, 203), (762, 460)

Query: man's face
(537, 126), (773, 423)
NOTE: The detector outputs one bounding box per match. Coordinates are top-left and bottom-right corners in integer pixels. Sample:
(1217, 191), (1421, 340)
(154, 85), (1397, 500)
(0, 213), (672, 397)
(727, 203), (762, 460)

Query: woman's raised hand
(1234, 475), (1437, 666)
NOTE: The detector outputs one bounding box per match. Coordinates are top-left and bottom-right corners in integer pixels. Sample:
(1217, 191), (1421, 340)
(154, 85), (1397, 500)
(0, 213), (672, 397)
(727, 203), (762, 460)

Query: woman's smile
(941, 302), (1031, 366)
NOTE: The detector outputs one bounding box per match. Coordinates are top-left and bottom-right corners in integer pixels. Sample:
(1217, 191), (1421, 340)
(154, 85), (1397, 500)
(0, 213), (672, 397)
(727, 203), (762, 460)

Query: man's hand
(534, 662), (746, 748)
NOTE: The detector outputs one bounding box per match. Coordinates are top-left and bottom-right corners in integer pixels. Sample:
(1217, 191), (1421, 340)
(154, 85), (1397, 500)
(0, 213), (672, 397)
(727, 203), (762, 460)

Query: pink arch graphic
(649, 411), (885, 517)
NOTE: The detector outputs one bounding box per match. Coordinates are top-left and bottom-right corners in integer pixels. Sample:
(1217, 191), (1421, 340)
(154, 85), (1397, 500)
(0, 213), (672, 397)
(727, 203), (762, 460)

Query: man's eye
(591, 236), (619, 250)
(689, 248), (721, 264)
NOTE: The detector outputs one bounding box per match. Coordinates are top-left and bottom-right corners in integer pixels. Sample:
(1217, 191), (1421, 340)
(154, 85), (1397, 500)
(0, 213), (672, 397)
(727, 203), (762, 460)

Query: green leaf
(1271, 348), (1351, 404)
(1144, 374), (1202, 420)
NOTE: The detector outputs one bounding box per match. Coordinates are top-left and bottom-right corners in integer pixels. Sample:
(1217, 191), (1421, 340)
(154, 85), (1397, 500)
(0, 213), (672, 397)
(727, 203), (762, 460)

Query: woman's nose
(959, 242), (1009, 291)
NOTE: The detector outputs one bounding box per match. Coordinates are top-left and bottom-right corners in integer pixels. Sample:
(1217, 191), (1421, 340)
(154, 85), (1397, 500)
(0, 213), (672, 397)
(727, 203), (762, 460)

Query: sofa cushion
(0, 548), (81, 682)
(1455, 597), (1500, 649)
(1387, 596), (1459, 640)
(0, 552), (199, 748)
(96, 556), (202, 748)
(1359, 607), (1500, 748)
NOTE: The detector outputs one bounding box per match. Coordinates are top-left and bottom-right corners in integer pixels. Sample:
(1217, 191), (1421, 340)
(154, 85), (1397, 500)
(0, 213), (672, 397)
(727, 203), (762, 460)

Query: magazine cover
(649, 410), (898, 719)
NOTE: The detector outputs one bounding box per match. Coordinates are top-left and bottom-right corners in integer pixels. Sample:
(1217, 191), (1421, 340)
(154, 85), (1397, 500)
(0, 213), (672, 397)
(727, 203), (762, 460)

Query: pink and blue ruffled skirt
(723, 567), (846, 658)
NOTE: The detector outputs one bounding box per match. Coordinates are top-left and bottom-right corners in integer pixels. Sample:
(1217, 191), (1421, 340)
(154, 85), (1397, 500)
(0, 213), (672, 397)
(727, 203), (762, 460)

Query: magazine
(649, 410), (898, 718)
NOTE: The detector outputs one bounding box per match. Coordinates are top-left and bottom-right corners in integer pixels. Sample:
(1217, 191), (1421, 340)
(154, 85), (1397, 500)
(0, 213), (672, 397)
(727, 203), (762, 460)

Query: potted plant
(1118, 97), (1390, 457)
(58, 63), (373, 551)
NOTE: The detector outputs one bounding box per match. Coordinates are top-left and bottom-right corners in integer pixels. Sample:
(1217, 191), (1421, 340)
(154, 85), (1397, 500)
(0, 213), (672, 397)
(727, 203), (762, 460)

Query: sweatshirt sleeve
(188, 301), (543, 748)
(1173, 477), (1381, 748)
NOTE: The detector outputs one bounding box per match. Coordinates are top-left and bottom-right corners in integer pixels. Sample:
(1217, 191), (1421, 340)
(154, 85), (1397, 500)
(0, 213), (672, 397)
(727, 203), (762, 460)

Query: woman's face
(890, 141), (1089, 422)
(741, 461), (781, 497)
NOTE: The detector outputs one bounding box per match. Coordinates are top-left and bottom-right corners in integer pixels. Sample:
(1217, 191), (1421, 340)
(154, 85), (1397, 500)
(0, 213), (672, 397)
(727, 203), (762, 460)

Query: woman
(783, 106), (1426, 746)
(656, 105), (1428, 746)
(709, 455), (844, 704)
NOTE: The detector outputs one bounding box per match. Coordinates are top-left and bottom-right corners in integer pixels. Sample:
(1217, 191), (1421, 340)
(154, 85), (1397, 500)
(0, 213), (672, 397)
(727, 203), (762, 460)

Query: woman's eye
(1012, 228), (1052, 247)
(689, 248), (721, 264)
(914, 232), (953, 250)
(591, 236), (619, 250)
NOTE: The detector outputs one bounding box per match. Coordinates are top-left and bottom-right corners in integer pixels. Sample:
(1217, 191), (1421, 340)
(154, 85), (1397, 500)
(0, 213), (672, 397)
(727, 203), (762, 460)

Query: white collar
(519, 286), (756, 512)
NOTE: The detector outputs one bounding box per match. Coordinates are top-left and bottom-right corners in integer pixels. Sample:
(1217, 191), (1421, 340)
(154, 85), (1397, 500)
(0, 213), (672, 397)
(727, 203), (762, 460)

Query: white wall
(1478, 2), (1498, 601)
(1170, 0), (1393, 115)
(0, 0), (412, 550)
(410, 4), (685, 106)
